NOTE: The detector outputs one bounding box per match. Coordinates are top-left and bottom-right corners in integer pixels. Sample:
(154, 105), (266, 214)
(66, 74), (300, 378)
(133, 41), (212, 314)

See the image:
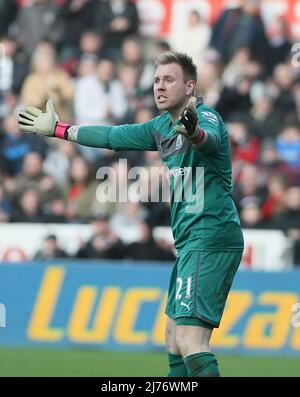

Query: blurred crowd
(0, 0), (299, 264)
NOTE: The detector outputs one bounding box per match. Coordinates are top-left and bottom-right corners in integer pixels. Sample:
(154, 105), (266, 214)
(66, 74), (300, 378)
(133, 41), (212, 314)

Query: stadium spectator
(110, 201), (147, 231)
(117, 63), (141, 123)
(196, 58), (222, 106)
(34, 234), (68, 260)
(65, 155), (105, 220)
(78, 30), (106, 60)
(0, 185), (11, 222)
(20, 41), (74, 122)
(11, 187), (45, 223)
(265, 16), (292, 76)
(125, 220), (175, 261)
(121, 36), (156, 97)
(74, 57), (127, 162)
(134, 160), (171, 228)
(233, 163), (268, 212)
(59, 0), (95, 62)
(43, 139), (78, 187)
(76, 214), (126, 259)
(152, 40), (172, 59)
(259, 142), (289, 175)
(221, 47), (251, 89)
(61, 30), (108, 76)
(273, 187), (300, 265)
(0, 36), (29, 96)
(210, 0), (268, 64)
(11, 152), (58, 198)
(76, 53), (98, 80)
(261, 174), (287, 220)
(74, 58), (127, 126)
(0, 0), (18, 36)
(85, 157), (125, 218)
(169, 9), (211, 68)
(276, 124), (300, 173)
(216, 75), (252, 121)
(92, 0), (140, 61)
(239, 196), (273, 229)
(248, 93), (282, 140)
(0, 113), (47, 176)
(271, 63), (297, 119)
(13, 0), (63, 56)
(227, 118), (260, 163)
(43, 197), (68, 223)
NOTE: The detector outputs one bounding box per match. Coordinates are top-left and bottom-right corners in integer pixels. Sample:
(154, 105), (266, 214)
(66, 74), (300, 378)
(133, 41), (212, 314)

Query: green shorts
(165, 250), (243, 328)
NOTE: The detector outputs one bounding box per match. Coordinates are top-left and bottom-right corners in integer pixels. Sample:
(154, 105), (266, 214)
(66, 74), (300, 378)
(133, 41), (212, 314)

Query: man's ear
(186, 80), (196, 96)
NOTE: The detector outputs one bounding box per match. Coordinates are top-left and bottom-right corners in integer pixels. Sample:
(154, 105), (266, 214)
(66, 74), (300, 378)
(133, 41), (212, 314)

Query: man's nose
(157, 80), (166, 89)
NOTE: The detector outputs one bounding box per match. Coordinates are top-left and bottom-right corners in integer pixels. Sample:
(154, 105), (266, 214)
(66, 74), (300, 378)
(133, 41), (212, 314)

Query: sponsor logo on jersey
(169, 167), (190, 178)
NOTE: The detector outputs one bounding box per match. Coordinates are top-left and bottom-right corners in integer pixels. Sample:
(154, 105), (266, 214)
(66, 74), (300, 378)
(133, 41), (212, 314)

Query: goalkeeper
(19, 51), (244, 377)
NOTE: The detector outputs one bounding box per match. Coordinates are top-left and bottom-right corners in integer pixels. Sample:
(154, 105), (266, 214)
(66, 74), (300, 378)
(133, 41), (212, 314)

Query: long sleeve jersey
(72, 98), (244, 254)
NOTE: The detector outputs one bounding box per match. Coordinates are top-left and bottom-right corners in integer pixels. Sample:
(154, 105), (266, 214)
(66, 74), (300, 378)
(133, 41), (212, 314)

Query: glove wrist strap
(54, 121), (71, 139)
(191, 127), (205, 145)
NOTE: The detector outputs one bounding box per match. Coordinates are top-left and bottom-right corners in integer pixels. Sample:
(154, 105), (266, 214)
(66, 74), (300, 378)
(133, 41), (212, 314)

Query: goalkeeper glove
(18, 99), (70, 139)
(175, 96), (206, 146)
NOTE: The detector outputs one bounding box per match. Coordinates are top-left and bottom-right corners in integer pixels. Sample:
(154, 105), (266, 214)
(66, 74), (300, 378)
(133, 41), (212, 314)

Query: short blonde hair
(155, 51), (197, 83)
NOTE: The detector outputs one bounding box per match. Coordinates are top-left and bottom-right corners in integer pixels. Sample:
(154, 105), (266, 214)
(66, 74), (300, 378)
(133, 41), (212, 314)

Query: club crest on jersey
(176, 134), (183, 149)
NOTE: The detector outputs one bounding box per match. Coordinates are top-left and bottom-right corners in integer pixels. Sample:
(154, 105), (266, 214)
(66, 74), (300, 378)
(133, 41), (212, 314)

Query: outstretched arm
(18, 100), (157, 152)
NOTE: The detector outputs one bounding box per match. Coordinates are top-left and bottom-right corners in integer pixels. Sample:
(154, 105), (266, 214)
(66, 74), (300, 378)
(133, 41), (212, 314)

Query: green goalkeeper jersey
(76, 98), (244, 254)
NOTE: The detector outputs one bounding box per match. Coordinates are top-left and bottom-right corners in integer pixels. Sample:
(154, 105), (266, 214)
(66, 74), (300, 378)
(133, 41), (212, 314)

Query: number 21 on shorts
(176, 276), (192, 300)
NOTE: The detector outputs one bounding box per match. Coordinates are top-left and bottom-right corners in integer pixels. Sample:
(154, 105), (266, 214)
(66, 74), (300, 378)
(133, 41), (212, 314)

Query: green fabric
(77, 125), (111, 148)
(176, 317), (213, 329)
(168, 353), (188, 377)
(78, 121), (157, 151)
(184, 352), (220, 377)
(165, 250), (243, 327)
(77, 99), (244, 253)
